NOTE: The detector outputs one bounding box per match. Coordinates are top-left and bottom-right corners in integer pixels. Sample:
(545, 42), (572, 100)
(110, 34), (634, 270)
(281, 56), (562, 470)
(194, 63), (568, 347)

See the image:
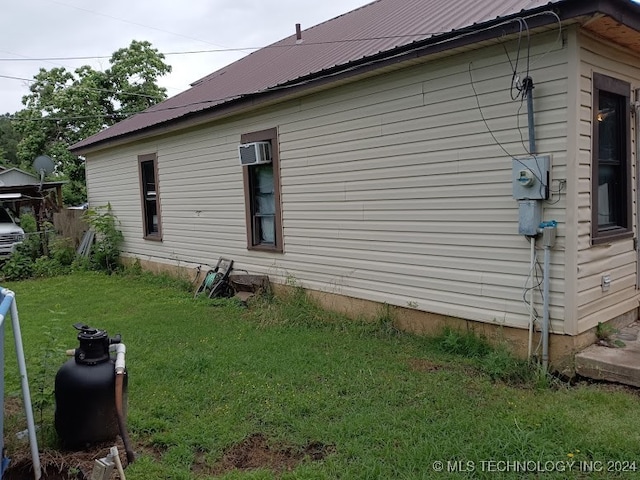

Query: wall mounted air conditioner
(238, 141), (272, 166)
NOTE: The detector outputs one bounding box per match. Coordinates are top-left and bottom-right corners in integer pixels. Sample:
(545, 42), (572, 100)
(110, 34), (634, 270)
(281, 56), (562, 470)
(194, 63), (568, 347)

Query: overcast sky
(0, 0), (372, 114)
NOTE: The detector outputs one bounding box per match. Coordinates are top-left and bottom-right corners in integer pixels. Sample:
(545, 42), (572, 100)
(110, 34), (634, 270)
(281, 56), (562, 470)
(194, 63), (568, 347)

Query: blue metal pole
(0, 289), (41, 480)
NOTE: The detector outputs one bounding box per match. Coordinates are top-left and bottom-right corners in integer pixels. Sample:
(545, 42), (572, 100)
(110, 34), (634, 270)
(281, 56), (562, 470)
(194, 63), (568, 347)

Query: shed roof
(71, 0), (638, 153)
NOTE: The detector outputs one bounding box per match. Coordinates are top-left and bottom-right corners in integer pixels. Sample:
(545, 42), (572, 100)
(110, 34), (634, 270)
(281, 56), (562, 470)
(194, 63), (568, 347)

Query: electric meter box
(512, 156), (550, 200)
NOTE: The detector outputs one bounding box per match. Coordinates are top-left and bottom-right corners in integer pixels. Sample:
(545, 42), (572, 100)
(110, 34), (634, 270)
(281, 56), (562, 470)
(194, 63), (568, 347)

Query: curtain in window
(254, 166), (275, 244)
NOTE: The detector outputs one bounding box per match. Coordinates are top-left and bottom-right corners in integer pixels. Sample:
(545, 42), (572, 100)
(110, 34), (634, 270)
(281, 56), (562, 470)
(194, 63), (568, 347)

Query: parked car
(0, 208), (25, 256)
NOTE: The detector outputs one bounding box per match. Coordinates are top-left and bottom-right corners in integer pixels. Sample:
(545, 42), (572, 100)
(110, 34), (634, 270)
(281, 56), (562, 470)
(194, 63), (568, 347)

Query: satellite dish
(33, 155), (55, 177)
(33, 155), (55, 192)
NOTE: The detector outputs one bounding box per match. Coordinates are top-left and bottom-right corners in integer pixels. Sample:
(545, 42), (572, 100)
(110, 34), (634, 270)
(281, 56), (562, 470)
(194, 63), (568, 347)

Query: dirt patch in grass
(4, 396), (25, 417)
(199, 433), (335, 477)
(407, 358), (444, 372)
(4, 459), (85, 480)
(3, 442), (129, 480)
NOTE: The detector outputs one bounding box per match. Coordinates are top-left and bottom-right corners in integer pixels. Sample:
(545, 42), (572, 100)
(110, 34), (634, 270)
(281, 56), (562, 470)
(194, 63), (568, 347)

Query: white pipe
(65, 343), (126, 374)
(113, 343), (126, 375)
(528, 237), (536, 359)
(542, 244), (551, 371)
(110, 446), (126, 480)
(2, 291), (41, 480)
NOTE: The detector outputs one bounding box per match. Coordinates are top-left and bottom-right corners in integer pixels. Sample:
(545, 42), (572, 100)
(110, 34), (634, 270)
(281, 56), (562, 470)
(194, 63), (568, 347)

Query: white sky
(0, 0), (373, 114)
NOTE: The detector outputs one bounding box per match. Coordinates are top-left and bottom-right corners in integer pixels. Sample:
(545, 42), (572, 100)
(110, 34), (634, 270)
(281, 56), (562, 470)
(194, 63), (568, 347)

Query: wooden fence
(52, 209), (88, 248)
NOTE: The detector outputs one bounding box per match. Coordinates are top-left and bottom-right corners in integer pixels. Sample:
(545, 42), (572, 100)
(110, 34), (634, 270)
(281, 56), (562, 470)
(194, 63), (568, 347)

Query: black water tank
(54, 323), (127, 449)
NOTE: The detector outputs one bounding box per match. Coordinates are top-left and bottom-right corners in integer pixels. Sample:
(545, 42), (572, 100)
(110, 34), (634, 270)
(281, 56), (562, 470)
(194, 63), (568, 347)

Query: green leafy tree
(14, 40), (171, 205)
(0, 114), (23, 167)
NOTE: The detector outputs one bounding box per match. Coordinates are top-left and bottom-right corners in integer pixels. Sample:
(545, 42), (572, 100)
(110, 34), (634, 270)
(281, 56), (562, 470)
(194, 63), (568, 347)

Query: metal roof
(71, 0), (625, 152)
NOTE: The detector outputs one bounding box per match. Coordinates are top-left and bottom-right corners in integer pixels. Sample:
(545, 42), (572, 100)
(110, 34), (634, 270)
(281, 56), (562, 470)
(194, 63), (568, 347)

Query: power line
(0, 73), (165, 100)
(45, 0), (237, 52)
(5, 11), (564, 125)
(0, 73), (32, 82)
(0, 32), (445, 63)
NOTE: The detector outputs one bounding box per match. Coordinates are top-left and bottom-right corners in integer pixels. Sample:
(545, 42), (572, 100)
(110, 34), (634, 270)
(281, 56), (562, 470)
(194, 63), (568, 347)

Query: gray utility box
(512, 156), (551, 236)
(512, 156), (550, 201)
(518, 200), (543, 236)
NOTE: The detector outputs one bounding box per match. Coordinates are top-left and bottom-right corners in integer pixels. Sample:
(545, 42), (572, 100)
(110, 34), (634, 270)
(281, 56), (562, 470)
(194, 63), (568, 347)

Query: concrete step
(575, 321), (640, 388)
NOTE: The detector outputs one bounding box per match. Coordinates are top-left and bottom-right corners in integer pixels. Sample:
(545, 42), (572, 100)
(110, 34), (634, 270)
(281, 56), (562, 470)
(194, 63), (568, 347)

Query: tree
(0, 114), (22, 167)
(14, 40), (171, 205)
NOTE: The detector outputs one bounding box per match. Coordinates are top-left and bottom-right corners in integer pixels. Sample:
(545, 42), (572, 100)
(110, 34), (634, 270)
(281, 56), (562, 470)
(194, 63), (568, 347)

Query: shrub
(1, 251), (34, 281)
(50, 237), (76, 266)
(83, 204), (123, 273)
(32, 256), (71, 278)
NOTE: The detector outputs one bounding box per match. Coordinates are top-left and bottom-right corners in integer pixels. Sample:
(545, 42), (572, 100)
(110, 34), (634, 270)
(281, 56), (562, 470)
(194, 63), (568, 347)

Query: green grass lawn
(3, 271), (640, 479)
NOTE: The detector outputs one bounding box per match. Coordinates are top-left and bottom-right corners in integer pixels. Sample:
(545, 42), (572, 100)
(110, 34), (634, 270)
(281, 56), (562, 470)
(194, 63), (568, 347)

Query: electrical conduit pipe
(539, 221), (557, 371)
(527, 237), (536, 360)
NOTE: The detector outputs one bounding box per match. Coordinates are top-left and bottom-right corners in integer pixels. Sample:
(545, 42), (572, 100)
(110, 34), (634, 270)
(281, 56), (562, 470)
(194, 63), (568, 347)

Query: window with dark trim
(241, 127), (283, 252)
(138, 153), (162, 240)
(591, 73), (632, 244)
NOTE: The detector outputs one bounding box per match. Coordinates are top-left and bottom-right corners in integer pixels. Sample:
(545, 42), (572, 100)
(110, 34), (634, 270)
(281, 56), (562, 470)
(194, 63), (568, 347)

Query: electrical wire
(45, 0), (236, 52)
(467, 11), (567, 196)
(522, 251), (543, 320)
(6, 10), (565, 131)
(0, 73), (165, 101)
(502, 18), (531, 102)
(0, 7), (565, 66)
(0, 32), (481, 63)
(468, 61), (546, 187)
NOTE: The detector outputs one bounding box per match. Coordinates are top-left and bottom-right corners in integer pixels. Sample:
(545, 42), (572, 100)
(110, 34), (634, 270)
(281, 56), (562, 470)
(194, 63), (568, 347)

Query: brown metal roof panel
(71, 0), (574, 152)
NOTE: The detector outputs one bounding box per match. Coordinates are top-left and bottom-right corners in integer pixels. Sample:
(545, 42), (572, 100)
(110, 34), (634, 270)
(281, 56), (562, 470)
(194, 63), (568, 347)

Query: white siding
(576, 32), (640, 333)
(87, 31), (569, 331)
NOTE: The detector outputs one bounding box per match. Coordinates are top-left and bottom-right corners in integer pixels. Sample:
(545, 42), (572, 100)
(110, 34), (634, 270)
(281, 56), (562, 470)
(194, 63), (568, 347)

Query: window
(138, 153), (162, 240)
(591, 73), (632, 243)
(241, 128), (283, 252)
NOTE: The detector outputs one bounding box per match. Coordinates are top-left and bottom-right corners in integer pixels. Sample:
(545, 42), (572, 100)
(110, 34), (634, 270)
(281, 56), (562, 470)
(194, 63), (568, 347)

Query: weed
(480, 345), (539, 385)
(371, 303), (399, 338)
(433, 327), (492, 358)
(595, 322), (625, 348)
(431, 328), (557, 387)
(596, 322), (618, 341)
(31, 323), (66, 445)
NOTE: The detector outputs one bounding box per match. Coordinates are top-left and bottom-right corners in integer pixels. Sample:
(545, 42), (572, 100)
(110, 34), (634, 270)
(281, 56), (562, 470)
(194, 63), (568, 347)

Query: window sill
(248, 244), (283, 253)
(144, 234), (163, 242)
(592, 229), (633, 245)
